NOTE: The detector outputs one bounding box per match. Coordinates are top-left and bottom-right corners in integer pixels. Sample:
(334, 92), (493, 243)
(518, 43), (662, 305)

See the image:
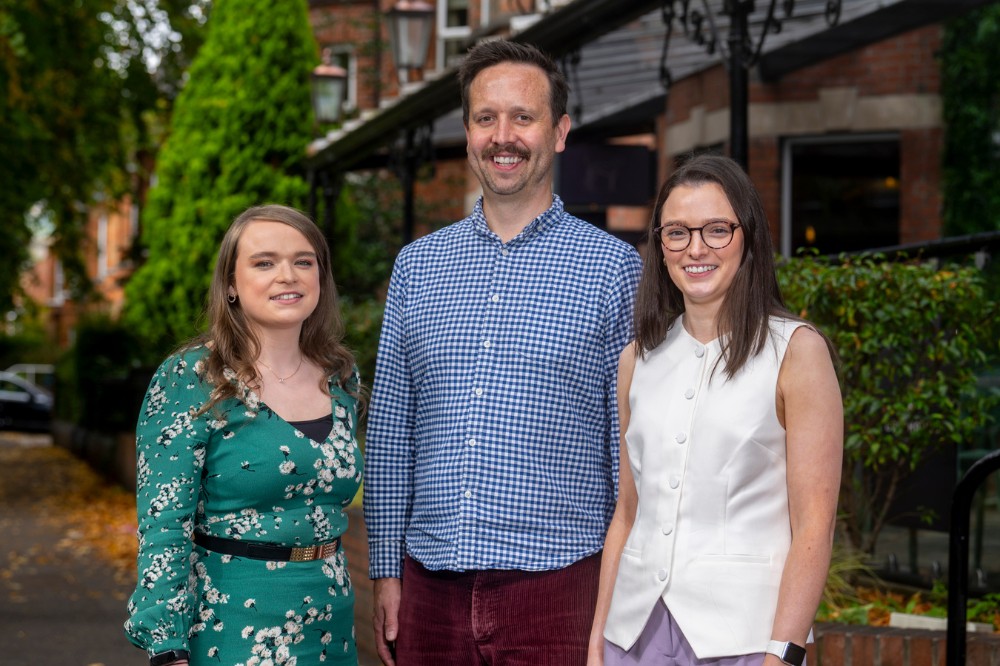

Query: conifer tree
(124, 0), (317, 352)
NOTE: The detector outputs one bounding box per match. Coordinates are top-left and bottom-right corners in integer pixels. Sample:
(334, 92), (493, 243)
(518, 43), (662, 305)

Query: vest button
(684, 388), (695, 399)
(661, 523), (674, 535)
(669, 475), (680, 489)
(657, 569), (668, 582)
(675, 433), (687, 444)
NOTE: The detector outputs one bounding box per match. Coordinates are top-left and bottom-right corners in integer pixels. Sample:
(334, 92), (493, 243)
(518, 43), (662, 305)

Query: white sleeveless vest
(604, 316), (804, 658)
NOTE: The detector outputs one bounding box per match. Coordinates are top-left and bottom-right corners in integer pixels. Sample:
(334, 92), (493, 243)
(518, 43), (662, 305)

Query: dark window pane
(790, 140), (900, 255)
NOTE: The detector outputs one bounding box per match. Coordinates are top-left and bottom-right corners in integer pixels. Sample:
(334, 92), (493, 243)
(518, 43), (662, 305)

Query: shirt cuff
(368, 538), (406, 579)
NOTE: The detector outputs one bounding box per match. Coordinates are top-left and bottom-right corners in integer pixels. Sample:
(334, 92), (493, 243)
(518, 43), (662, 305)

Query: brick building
(305, 0), (987, 257)
(18, 0), (989, 348)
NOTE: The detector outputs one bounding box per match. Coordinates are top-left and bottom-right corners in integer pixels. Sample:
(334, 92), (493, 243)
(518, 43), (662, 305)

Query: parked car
(0, 371), (53, 433)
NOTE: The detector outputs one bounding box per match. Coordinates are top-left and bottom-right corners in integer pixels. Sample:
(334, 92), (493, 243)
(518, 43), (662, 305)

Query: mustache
(481, 143), (531, 160)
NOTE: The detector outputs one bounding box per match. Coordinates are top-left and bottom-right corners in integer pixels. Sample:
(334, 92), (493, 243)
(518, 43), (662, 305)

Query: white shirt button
(483, 340), (492, 349)
(669, 475), (681, 489)
(491, 294), (500, 303)
(657, 569), (668, 581)
(474, 387), (483, 397)
(464, 490), (472, 499)
(675, 433), (687, 444)
(661, 524), (674, 535)
(468, 438), (477, 447)
(684, 388), (695, 399)
(695, 346), (705, 358)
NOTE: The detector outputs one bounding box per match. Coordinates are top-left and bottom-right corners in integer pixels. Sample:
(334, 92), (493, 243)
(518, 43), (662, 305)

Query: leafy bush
(818, 580), (1000, 631)
(54, 315), (147, 431)
(340, 296), (384, 429)
(123, 0), (320, 354)
(777, 253), (1000, 554)
(941, 4), (1000, 236)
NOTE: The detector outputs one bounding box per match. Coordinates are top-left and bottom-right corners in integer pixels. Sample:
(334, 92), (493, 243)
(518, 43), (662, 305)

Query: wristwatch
(766, 640), (806, 665)
(149, 649), (190, 666)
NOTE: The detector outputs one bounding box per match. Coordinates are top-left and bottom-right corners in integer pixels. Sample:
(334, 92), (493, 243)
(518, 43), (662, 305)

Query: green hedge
(777, 253), (1000, 554)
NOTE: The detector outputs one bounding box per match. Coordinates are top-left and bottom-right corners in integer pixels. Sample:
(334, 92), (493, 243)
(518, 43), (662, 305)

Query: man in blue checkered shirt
(364, 39), (642, 665)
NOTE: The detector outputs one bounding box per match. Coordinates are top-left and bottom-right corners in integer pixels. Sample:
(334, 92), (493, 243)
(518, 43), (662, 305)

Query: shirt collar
(470, 195), (566, 245)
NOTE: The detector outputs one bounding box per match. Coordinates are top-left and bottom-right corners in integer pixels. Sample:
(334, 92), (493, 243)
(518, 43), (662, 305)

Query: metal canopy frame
(307, 0), (988, 175)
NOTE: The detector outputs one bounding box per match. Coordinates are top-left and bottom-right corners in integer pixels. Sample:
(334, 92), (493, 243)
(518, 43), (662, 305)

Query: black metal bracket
(388, 124), (435, 246)
(561, 49), (584, 120)
(658, 0), (843, 168)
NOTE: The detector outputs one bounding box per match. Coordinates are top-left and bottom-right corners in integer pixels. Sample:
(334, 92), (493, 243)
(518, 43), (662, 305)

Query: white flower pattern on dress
(125, 349), (362, 665)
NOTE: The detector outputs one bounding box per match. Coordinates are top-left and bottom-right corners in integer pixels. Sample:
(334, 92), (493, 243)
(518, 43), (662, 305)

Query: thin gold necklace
(258, 356), (304, 384)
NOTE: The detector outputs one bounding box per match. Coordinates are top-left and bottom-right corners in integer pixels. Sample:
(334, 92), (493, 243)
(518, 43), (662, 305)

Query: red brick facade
(663, 24), (945, 250)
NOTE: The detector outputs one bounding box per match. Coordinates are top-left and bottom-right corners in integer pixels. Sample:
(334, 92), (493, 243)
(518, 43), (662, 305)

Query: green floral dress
(125, 348), (363, 665)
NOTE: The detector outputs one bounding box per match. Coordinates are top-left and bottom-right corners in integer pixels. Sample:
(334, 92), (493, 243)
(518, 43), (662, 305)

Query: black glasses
(654, 222), (742, 252)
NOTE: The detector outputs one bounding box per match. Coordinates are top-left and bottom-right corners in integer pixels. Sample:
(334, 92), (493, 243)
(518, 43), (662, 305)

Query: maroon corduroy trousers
(395, 552), (601, 665)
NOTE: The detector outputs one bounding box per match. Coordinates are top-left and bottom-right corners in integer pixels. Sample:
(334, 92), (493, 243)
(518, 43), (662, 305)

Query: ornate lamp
(385, 0), (435, 83)
(311, 48), (348, 124)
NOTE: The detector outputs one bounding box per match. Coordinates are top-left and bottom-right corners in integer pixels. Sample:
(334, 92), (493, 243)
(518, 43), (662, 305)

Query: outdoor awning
(304, 0), (992, 175)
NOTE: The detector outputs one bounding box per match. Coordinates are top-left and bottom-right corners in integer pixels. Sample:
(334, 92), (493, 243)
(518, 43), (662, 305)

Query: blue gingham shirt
(364, 195), (642, 578)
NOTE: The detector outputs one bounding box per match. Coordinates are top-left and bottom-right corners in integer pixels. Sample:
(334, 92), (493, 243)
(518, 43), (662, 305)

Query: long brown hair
(634, 154), (812, 378)
(188, 204), (356, 413)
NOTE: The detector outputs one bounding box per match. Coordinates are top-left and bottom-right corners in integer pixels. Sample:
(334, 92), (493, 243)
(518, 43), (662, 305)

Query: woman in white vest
(588, 155), (843, 666)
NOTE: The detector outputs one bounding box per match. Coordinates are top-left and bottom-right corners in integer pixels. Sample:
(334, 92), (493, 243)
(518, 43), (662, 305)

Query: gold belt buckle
(289, 545), (318, 562)
(289, 540), (338, 561)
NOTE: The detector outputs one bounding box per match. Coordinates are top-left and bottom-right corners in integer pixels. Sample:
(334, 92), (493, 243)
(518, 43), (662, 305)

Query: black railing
(947, 448), (1000, 665)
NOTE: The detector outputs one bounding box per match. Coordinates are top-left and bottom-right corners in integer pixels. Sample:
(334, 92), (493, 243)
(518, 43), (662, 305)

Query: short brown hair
(458, 40), (568, 126)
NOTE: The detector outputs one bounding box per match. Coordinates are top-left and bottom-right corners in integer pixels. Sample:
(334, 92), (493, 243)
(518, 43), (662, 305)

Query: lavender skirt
(604, 600), (802, 666)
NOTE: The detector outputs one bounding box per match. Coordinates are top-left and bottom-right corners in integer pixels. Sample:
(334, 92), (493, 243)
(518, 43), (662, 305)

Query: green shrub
(55, 315), (147, 431)
(340, 296), (384, 429)
(777, 253), (1000, 554)
(123, 0), (320, 354)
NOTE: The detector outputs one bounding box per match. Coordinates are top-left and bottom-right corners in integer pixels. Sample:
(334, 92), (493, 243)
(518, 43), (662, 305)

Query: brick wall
(663, 23), (947, 247)
(812, 622), (1000, 666)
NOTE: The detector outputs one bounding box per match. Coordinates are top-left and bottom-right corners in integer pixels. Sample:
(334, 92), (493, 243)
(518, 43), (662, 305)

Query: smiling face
(465, 62), (570, 207)
(660, 181), (745, 313)
(230, 220), (321, 336)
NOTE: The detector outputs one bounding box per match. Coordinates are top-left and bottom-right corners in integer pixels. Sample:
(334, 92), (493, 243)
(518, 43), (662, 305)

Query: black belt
(194, 532), (341, 562)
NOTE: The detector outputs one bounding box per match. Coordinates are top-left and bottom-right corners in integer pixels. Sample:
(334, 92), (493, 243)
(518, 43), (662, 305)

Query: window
(320, 45), (357, 112)
(436, 0), (489, 70)
(782, 135), (900, 256)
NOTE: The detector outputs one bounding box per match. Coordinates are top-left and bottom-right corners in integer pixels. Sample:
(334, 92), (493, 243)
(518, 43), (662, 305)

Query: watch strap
(766, 640), (806, 665)
(149, 649), (190, 666)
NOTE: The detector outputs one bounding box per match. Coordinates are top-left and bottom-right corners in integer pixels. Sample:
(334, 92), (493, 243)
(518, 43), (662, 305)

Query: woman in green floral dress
(125, 205), (363, 666)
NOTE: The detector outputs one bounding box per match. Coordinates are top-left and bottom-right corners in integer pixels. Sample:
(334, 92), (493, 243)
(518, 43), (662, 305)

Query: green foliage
(54, 314), (146, 431)
(967, 592), (1000, 628)
(777, 253), (1000, 554)
(0, 0), (205, 310)
(328, 173), (403, 299)
(819, 579), (1000, 631)
(941, 4), (1000, 235)
(0, 301), (54, 369)
(340, 296), (384, 421)
(123, 0), (318, 354)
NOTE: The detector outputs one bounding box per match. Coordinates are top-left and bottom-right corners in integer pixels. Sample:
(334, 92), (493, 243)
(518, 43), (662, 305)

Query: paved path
(0, 432), (145, 665)
(0, 432), (380, 666)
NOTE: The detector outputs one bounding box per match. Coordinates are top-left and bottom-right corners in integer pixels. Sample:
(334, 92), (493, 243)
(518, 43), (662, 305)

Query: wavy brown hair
(634, 154), (829, 378)
(187, 204), (357, 413)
